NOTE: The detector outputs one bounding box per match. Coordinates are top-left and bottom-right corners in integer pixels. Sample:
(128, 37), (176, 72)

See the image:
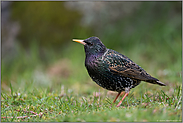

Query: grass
(1, 2), (182, 122)
(1, 39), (182, 121)
(1, 83), (182, 122)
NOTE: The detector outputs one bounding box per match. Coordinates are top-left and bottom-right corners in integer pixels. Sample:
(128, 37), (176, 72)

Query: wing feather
(105, 50), (157, 81)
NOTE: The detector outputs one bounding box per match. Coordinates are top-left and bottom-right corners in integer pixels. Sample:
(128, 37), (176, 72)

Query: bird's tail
(145, 79), (166, 86)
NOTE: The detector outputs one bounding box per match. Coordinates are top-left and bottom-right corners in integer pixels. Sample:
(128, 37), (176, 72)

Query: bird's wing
(105, 50), (157, 81)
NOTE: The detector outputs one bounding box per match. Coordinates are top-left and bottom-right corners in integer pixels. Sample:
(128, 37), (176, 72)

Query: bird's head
(73, 37), (107, 56)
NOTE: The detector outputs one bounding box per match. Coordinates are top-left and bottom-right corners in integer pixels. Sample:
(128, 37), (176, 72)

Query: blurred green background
(1, 1), (182, 94)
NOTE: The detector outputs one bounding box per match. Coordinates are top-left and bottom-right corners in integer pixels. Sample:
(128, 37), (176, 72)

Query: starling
(73, 37), (166, 107)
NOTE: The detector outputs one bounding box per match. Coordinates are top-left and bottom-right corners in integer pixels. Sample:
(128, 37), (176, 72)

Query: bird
(73, 36), (166, 107)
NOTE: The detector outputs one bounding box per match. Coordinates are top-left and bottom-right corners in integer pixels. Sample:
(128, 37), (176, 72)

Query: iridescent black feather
(76, 37), (166, 93)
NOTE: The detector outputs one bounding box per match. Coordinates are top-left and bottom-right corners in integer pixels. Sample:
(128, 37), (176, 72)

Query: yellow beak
(73, 39), (86, 45)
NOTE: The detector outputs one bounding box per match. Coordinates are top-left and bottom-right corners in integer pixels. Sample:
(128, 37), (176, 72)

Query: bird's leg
(116, 92), (129, 107)
(116, 88), (130, 107)
(113, 91), (124, 104)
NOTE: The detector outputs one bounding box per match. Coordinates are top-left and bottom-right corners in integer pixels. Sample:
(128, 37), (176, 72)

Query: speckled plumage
(73, 36), (166, 107)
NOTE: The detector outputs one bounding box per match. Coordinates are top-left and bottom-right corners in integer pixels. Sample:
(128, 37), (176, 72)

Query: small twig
(175, 95), (182, 110)
(1, 110), (43, 119)
(4, 105), (9, 108)
(15, 109), (38, 115)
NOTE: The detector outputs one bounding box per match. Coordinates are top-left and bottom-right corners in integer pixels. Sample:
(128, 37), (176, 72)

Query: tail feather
(156, 81), (166, 86)
(145, 80), (166, 86)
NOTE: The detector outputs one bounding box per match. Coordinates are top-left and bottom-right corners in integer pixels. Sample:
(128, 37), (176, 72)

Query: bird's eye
(88, 42), (94, 46)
